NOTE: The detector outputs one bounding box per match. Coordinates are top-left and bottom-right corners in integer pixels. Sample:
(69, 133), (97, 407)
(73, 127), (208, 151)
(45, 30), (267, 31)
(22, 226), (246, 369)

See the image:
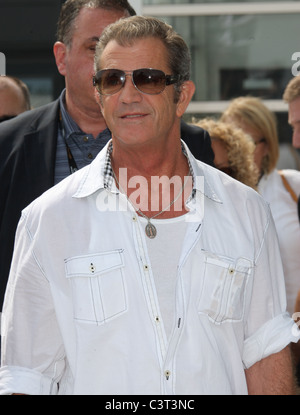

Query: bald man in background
(0, 76), (31, 122)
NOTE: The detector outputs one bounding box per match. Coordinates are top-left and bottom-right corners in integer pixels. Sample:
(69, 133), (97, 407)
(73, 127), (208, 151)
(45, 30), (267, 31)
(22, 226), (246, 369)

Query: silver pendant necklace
(112, 167), (191, 239)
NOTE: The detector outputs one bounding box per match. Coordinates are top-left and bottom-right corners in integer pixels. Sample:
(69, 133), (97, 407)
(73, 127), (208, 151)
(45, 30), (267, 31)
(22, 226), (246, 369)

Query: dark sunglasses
(254, 138), (266, 146)
(93, 68), (181, 96)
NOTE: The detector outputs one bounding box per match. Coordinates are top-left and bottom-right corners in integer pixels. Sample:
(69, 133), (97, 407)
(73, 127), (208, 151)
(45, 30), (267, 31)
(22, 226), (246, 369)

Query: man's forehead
(73, 7), (128, 39)
(99, 37), (168, 65)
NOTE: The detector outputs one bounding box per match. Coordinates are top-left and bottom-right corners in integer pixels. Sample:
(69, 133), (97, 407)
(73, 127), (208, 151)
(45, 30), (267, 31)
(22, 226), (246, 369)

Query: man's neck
(64, 92), (108, 138)
(111, 133), (185, 177)
(111, 138), (193, 219)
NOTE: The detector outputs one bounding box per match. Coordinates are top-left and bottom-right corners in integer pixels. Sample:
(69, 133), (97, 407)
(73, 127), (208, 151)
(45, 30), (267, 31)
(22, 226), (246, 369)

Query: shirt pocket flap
(199, 251), (253, 324)
(65, 250), (124, 278)
(64, 250), (126, 325)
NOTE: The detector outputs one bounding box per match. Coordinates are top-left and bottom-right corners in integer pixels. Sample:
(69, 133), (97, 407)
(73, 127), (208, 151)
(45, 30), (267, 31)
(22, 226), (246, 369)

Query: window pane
(159, 14), (298, 102)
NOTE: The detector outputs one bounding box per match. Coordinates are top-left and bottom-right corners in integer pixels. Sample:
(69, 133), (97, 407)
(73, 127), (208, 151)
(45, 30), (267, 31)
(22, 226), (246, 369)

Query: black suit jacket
(180, 120), (214, 167)
(0, 100), (214, 308)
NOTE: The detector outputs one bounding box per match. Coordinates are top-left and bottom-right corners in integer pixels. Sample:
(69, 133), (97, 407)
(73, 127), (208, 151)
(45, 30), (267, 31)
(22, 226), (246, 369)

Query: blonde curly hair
(195, 118), (259, 189)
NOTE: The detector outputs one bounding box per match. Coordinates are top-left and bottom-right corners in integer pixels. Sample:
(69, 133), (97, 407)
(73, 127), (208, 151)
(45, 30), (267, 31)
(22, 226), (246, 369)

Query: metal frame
(187, 100), (289, 114)
(143, 2), (300, 17)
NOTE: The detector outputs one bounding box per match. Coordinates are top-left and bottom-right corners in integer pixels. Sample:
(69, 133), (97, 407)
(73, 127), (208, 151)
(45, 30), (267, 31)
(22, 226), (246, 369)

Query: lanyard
(59, 110), (79, 174)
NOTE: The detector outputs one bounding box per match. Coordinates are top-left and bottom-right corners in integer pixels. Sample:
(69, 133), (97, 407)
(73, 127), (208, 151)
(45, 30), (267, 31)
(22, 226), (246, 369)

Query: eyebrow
(87, 37), (100, 43)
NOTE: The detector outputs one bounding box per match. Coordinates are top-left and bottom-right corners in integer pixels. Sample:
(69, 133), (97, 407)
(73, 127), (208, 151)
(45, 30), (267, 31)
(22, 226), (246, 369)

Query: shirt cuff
(0, 366), (58, 395)
(243, 312), (300, 369)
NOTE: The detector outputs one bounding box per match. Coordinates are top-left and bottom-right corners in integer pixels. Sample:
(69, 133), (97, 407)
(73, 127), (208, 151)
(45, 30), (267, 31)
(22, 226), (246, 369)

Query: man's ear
(53, 41), (67, 76)
(176, 80), (196, 118)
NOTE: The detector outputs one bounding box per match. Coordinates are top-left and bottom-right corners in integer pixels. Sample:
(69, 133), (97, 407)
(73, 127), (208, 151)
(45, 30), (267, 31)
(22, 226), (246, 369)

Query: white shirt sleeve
(0, 366), (58, 395)
(0, 212), (66, 395)
(242, 211), (300, 368)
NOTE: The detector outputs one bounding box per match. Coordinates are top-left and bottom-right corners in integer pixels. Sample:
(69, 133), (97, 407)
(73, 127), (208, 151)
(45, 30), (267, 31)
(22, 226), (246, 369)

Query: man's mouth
(121, 113), (146, 119)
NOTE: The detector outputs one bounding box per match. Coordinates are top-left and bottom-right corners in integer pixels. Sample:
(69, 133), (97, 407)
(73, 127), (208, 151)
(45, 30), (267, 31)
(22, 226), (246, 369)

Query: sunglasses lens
(96, 69), (125, 95)
(133, 69), (166, 94)
(94, 68), (174, 95)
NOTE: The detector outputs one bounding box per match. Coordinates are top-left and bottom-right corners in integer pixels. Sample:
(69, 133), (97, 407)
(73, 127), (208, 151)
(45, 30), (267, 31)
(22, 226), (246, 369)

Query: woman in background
(221, 96), (300, 317)
(196, 117), (259, 189)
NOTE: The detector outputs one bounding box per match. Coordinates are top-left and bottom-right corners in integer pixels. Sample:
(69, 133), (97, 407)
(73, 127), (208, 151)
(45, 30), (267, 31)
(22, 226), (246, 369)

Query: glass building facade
(136, 0), (300, 167)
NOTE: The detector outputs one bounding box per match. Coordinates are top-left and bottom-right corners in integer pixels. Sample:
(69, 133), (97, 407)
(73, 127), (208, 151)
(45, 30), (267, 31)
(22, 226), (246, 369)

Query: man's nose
(119, 74), (142, 102)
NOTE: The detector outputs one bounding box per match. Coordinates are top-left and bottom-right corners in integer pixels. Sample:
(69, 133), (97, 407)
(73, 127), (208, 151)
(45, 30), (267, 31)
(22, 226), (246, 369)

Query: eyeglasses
(93, 68), (181, 96)
(254, 138), (266, 146)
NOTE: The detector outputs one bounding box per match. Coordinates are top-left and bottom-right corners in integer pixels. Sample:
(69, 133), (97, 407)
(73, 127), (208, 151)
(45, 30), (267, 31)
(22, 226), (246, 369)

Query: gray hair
(56, 0), (136, 48)
(94, 16), (191, 98)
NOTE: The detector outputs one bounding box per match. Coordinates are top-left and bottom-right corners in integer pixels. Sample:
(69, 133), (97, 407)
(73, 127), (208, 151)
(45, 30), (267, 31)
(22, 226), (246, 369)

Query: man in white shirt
(283, 76), (300, 225)
(283, 74), (300, 385)
(283, 74), (300, 150)
(0, 16), (299, 395)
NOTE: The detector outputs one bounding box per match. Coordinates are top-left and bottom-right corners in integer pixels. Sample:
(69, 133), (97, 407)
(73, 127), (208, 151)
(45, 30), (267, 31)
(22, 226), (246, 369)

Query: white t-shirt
(141, 215), (188, 339)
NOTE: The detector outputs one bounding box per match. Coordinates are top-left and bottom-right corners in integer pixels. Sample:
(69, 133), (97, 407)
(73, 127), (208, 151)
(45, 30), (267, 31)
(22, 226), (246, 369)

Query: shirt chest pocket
(65, 250), (126, 325)
(198, 253), (252, 324)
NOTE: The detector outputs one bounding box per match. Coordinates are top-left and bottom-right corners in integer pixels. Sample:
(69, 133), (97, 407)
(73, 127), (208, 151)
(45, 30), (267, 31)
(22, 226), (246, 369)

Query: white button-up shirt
(0, 141), (299, 395)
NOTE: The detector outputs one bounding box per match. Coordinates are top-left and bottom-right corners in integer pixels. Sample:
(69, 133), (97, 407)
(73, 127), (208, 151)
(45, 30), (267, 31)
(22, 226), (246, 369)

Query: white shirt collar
(72, 139), (222, 204)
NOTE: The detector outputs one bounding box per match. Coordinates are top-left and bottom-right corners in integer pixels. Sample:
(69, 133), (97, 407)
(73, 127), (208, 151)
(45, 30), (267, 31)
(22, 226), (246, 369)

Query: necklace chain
(112, 166), (191, 239)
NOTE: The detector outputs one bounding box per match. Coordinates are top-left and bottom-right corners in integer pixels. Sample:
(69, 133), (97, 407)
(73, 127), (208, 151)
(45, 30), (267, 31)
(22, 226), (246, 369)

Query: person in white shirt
(222, 96), (300, 317)
(283, 75), (300, 150)
(0, 16), (299, 395)
(283, 76), (300, 384)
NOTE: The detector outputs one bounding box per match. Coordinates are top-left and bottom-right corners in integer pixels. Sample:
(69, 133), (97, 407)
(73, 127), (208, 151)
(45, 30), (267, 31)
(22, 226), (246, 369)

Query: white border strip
(186, 100), (288, 114)
(143, 2), (300, 16)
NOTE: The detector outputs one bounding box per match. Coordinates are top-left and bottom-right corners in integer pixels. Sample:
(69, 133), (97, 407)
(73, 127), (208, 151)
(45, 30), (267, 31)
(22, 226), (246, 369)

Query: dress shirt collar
(72, 139), (222, 204)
